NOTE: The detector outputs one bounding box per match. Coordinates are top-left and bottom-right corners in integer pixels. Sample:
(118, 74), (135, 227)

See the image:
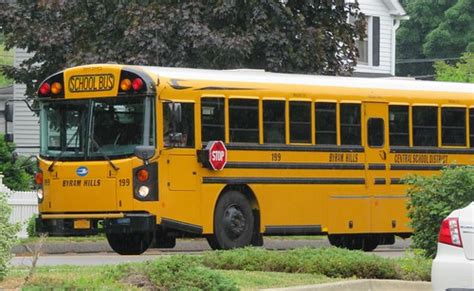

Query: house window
(357, 16), (370, 65)
(352, 15), (380, 67)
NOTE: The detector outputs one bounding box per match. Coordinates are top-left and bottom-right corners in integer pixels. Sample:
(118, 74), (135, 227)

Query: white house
(9, 0), (407, 154)
(353, 0), (408, 77)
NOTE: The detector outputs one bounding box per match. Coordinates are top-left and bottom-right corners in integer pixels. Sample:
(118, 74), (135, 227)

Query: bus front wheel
(208, 190), (255, 250)
(106, 232), (153, 255)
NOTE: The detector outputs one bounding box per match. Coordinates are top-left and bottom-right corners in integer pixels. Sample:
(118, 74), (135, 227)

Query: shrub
(202, 247), (401, 280)
(0, 134), (34, 191)
(122, 256), (238, 290)
(405, 166), (474, 258)
(0, 192), (20, 281)
(26, 214), (38, 238)
(396, 250), (432, 281)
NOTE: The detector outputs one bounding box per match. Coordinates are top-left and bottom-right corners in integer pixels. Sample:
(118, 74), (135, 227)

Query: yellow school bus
(34, 64), (474, 255)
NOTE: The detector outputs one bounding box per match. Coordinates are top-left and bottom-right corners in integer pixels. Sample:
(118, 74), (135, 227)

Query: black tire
(208, 190), (255, 250)
(106, 232), (152, 255)
(206, 235), (221, 250)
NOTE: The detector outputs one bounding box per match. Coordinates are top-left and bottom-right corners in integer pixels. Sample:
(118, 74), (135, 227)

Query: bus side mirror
(134, 146), (155, 163)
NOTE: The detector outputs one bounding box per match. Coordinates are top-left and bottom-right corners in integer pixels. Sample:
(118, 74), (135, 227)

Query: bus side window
(163, 102), (195, 148)
(263, 100), (285, 144)
(315, 102), (336, 145)
(413, 106), (438, 147)
(229, 99), (259, 143)
(389, 105), (409, 146)
(442, 107), (466, 146)
(470, 109), (474, 147)
(201, 97), (225, 143)
(290, 101), (311, 143)
(340, 103), (361, 145)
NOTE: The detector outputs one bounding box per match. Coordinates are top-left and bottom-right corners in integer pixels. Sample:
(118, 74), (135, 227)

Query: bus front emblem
(76, 166), (89, 177)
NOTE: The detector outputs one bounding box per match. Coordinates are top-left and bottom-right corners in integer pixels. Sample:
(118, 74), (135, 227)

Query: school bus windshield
(39, 96), (155, 160)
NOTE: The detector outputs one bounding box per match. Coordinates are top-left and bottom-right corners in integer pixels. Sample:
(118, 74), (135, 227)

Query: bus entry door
(363, 101), (391, 233)
(161, 101), (199, 225)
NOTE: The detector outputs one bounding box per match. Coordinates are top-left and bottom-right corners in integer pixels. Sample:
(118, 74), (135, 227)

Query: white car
(432, 202), (474, 291)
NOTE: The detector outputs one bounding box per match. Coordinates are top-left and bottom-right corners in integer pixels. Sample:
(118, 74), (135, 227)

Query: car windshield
(40, 97), (154, 160)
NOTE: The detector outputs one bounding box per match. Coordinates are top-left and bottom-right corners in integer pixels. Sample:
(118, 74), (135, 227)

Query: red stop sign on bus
(207, 140), (227, 171)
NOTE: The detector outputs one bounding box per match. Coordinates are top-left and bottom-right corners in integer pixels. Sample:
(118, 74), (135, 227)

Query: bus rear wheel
(208, 190), (255, 250)
(106, 232), (153, 255)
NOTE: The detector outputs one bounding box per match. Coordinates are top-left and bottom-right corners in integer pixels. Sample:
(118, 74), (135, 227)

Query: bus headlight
(37, 188), (44, 201)
(138, 186), (150, 198)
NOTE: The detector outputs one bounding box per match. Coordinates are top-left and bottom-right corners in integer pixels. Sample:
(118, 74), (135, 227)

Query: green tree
(423, 0), (474, 58)
(0, 135), (32, 191)
(435, 53), (474, 83)
(0, 0), (365, 98)
(396, 0), (473, 76)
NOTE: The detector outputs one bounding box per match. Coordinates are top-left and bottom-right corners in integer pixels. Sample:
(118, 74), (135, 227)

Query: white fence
(1, 175), (38, 238)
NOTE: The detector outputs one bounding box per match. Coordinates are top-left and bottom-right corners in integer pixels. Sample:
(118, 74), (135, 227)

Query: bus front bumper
(36, 213), (156, 236)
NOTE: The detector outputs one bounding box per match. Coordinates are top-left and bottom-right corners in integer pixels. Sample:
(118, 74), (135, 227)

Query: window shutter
(372, 16), (380, 67)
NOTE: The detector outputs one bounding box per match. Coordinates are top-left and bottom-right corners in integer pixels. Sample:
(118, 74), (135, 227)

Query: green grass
(2, 265), (136, 290)
(2, 264), (341, 290)
(218, 270), (341, 290)
(0, 44), (13, 87)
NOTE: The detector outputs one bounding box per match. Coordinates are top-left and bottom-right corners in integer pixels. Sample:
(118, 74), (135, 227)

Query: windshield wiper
(48, 130), (80, 172)
(88, 135), (120, 171)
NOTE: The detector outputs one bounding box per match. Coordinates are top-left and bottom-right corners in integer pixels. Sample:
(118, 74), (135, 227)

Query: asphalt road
(11, 237), (411, 267)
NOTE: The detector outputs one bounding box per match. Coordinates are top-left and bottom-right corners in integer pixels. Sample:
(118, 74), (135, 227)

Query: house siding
(13, 48), (39, 155)
(354, 0), (395, 76)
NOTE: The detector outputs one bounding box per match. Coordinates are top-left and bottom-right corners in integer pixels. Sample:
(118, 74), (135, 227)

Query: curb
(262, 279), (432, 291)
